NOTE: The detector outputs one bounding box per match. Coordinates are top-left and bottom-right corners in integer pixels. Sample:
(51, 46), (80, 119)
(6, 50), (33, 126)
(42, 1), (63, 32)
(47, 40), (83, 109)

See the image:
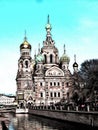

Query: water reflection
(8, 113), (97, 130)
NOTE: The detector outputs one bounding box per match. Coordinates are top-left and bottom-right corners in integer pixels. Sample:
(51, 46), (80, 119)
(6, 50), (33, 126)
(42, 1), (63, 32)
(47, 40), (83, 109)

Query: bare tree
(80, 59), (98, 90)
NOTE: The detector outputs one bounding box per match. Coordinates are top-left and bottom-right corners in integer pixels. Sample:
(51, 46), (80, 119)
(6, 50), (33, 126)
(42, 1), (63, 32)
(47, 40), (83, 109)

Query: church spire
(45, 15), (52, 37)
(64, 44), (66, 54)
(47, 14), (50, 24)
(24, 30), (27, 41)
(73, 54), (78, 73)
(74, 54), (76, 62)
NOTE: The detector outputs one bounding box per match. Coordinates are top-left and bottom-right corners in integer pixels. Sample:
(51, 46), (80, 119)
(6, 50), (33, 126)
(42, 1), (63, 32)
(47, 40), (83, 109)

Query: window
(50, 82), (52, 86)
(40, 92), (43, 97)
(44, 54), (47, 63)
(63, 66), (65, 69)
(50, 92), (53, 97)
(58, 92), (60, 97)
(54, 82), (56, 86)
(25, 61), (28, 68)
(54, 92), (56, 97)
(66, 82), (69, 87)
(40, 82), (42, 86)
(50, 54), (53, 63)
(58, 82), (60, 86)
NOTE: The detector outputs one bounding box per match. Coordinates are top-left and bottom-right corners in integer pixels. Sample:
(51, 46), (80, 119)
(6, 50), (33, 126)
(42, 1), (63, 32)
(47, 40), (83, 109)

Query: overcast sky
(0, 0), (98, 94)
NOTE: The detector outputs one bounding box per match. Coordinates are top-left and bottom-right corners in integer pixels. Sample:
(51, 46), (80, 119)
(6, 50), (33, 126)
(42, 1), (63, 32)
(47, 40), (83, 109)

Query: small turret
(60, 44), (70, 70)
(73, 54), (78, 73)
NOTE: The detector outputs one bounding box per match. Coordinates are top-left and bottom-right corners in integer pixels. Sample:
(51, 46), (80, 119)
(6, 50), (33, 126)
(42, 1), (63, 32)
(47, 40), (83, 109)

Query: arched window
(50, 92), (53, 97)
(54, 82), (56, 86)
(58, 82), (60, 86)
(50, 82), (52, 86)
(25, 61), (28, 68)
(58, 92), (60, 97)
(50, 54), (53, 63)
(40, 82), (42, 86)
(40, 92), (43, 97)
(54, 92), (56, 97)
(44, 54), (47, 63)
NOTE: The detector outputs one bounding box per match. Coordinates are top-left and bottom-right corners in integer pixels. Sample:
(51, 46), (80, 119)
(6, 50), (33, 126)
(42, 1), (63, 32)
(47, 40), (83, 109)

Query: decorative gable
(45, 66), (64, 76)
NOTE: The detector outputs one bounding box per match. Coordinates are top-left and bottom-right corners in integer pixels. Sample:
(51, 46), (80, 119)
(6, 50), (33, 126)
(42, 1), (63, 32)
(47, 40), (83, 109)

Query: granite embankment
(29, 109), (98, 127)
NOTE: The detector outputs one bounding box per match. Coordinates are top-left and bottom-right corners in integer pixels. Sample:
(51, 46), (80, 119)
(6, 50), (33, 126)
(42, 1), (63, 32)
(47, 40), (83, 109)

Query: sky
(0, 0), (98, 95)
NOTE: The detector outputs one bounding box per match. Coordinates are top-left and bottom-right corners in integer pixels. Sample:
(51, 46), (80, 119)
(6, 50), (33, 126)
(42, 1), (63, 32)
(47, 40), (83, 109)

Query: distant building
(0, 95), (15, 106)
(16, 16), (79, 107)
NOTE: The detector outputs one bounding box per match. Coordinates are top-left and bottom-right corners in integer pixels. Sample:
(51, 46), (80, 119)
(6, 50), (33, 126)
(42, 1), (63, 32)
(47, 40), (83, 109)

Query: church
(16, 16), (78, 107)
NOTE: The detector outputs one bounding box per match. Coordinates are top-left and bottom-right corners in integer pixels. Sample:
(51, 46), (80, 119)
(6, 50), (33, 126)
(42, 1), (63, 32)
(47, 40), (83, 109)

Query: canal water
(7, 113), (97, 130)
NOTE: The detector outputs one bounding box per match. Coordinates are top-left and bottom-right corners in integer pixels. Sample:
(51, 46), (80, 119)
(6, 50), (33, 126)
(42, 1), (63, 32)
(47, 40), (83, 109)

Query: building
(16, 16), (78, 107)
(0, 94), (15, 106)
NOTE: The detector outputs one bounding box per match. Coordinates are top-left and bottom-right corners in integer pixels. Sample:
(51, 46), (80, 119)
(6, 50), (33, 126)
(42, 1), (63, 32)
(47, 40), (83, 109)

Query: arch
(45, 66), (64, 76)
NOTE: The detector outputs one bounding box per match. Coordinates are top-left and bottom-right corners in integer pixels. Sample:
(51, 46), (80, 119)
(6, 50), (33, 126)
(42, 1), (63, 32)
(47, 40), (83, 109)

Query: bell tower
(41, 15), (59, 69)
(16, 32), (34, 107)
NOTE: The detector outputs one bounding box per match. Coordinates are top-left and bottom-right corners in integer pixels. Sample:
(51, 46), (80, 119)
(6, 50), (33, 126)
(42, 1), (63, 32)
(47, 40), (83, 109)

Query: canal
(7, 113), (98, 130)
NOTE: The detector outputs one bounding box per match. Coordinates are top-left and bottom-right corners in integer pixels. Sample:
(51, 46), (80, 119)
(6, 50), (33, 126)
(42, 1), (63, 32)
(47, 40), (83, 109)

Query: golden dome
(20, 38), (31, 50)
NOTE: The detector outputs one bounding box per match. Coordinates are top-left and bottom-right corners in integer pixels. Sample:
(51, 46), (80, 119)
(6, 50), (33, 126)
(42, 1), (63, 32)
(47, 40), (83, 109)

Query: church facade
(16, 16), (78, 107)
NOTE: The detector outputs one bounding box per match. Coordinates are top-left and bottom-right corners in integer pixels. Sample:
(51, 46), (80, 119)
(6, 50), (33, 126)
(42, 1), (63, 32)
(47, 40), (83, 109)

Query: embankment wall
(29, 109), (98, 127)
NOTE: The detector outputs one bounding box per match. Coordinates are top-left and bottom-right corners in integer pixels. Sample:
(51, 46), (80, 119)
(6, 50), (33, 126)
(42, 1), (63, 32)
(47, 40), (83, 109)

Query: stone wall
(29, 109), (98, 127)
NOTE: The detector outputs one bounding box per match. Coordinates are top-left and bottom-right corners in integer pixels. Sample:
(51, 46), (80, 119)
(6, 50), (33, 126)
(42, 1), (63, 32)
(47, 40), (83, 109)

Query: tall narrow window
(54, 92), (56, 97)
(50, 92), (53, 97)
(54, 82), (56, 86)
(58, 92), (60, 97)
(58, 82), (60, 86)
(50, 82), (52, 86)
(44, 54), (47, 63)
(40, 92), (43, 97)
(40, 82), (42, 86)
(25, 61), (28, 68)
(50, 54), (53, 63)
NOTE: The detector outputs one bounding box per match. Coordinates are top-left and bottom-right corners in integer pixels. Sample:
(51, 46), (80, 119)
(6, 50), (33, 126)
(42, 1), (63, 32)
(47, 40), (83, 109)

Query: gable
(45, 66), (64, 76)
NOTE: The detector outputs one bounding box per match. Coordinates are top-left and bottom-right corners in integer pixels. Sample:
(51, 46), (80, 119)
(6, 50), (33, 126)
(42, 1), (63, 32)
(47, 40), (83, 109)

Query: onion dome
(20, 32), (31, 50)
(36, 54), (44, 63)
(60, 44), (70, 63)
(60, 53), (70, 63)
(73, 62), (78, 67)
(35, 43), (44, 63)
(45, 23), (52, 30)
